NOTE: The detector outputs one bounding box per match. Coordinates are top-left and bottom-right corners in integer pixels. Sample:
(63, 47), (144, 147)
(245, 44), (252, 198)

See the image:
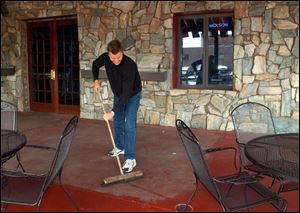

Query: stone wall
(1, 1), (299, 132)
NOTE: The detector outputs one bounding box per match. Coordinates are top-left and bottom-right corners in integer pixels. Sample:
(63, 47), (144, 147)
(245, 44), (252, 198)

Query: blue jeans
(113, 92), (141, 160)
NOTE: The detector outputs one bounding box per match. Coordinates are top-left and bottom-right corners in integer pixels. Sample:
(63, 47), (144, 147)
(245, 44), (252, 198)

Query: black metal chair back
(42, 116), (78, 191)
(231, 102), (276, 169)
(231, 102), (298, 193)
(1, 100), (17, 131)
(1, 116), (79, 211)
(176, 119), (287, 212)
(176, 119), (220, 200)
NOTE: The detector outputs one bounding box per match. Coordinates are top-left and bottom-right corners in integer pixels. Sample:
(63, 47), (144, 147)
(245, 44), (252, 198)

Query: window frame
(172, 10), (234, 90)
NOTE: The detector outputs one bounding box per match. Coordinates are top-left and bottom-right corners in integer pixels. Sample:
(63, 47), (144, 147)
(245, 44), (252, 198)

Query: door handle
(50, 69), (56, 80)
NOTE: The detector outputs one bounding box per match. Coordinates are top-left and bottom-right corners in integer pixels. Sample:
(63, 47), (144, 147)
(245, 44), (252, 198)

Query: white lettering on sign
(208, 23), (229, 28)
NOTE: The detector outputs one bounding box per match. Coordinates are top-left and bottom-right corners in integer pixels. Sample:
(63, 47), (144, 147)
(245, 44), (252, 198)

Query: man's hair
(107, 39), (123, 54)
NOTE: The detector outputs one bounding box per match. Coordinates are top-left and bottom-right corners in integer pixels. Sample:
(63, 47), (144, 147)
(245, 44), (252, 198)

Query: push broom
(96, 92), (143, 185)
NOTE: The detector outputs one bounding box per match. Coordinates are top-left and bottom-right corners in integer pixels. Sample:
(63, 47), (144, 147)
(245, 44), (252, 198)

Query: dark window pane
(176, 13), (233, 89)
(65, 40), (71, 52)
(57, 39), (63, 52)
(37, 53), (44, 65)
(73, 66), (79, 79)
(208, 16), (233, 87)
(59, 79), (65, 93)
(33, 90), (38, 102)
(37, 40), (44, 53)
(44, 40), (50, 52)
(46, 92), (51, 103)
(66, 93), (72, 105)
(73, 79), (79, 93)
(57, 27), (63, 36)
(32, 41), (37, 53)
(32, 54), (37, 65)
(59, 96), (65, 104)
(37, 66), (44, 74)
(58, 52), (64, 65)
(45, 53), (50, 65)
(33, 78), (38, 91)
(65, 67), (72, 94)
(45, 79), (51, 91)
(59, 79), (65, 104)
(58, 66), (65, 79)
(73, 95), (80, 105)
(39, 92), (45, 103)
(39, 79), (44, 91)
(66, 53), (72, 64)
(32, 65), (37, 74)
(45, 65), (51, 75)
(73, 53), (79, 64)
(66, 66), (72, 77)
(72, 40), (79, 53)
(53, 24), (80, 106)
(180, 17), (204, 86)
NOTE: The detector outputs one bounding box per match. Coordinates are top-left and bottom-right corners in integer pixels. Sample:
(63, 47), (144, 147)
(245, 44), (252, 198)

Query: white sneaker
(122, 159), (136, 173)
(108, 147), (124, 157)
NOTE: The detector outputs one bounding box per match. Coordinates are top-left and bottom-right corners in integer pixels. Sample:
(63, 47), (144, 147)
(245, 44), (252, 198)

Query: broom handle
(105, 120), (124, 175)
(96, 92), (124, 175)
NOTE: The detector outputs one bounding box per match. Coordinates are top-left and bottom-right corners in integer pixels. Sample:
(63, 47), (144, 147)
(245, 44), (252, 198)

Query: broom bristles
(102, 170), (144, 186)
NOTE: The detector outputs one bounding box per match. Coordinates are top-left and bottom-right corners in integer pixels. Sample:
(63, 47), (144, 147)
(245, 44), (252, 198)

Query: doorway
(27, 18), (80, 115)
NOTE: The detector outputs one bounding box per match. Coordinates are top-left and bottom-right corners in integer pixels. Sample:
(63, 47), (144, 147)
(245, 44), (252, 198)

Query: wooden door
(27, 18), (80, 115)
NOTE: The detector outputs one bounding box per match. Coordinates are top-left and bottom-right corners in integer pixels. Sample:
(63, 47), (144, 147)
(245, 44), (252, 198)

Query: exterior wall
(1, 1), (299, 132)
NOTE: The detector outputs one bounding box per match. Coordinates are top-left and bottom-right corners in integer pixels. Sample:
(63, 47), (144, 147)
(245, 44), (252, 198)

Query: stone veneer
(1, 1), (299, 132)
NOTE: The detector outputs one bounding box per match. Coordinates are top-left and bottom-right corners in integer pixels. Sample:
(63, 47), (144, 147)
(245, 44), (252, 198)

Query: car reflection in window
(181, 60), (202, 86)
(181, 63), (232, 86)
(210, 65), (233, 85)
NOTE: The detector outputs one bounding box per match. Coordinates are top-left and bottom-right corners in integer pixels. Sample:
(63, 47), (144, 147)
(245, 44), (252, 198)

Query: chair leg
(270, 177), (282, 194)
(1, 202), (8, 212)
(270, 197), (288, 212)
(224, 180), (236, 197)
(37, 203), (41, 212)
(277, 179), (284, 194)
(58, 171), (80, 212)
(176, 177), (199, 212)
(16, 153), (26, 172)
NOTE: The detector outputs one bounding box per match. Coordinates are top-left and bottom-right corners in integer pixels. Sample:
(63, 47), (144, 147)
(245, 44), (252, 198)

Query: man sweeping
(92, 39), (142, 173)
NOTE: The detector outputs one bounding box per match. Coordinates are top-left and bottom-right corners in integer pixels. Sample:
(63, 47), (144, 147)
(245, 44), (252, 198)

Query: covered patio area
(3, 112), (299, 212)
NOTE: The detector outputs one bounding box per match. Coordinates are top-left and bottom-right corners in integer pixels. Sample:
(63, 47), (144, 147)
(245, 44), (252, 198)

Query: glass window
(174, 12), (233, 90)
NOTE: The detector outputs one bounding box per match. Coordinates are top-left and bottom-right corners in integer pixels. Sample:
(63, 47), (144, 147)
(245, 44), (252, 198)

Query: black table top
(244, 133), (299, 183)
(1, 129), (27, 163)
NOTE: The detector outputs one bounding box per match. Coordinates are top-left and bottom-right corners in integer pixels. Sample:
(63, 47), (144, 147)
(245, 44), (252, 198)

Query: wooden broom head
(102, 170), (144, 186)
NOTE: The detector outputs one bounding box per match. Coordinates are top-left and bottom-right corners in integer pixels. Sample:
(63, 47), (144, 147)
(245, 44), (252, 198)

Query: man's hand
(103, 111), (115, 121)
(94, 80), (100, 93)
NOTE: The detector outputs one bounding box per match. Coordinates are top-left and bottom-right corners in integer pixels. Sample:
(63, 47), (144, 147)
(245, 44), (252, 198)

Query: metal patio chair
(231, 102), (298, 193)
(1, 100), (25, 171)
(1, 116), (80, 212)
(175, 119), (287, 212)
(1, 100), (17, 131)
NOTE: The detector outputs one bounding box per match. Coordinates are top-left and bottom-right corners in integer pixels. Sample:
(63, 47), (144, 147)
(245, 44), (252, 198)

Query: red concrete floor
(2, 112), (299, 212)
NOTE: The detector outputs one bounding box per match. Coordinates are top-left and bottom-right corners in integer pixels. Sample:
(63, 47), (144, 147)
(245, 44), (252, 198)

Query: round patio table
(1, 129), (27, 164)
(244, 133), (299, 183)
